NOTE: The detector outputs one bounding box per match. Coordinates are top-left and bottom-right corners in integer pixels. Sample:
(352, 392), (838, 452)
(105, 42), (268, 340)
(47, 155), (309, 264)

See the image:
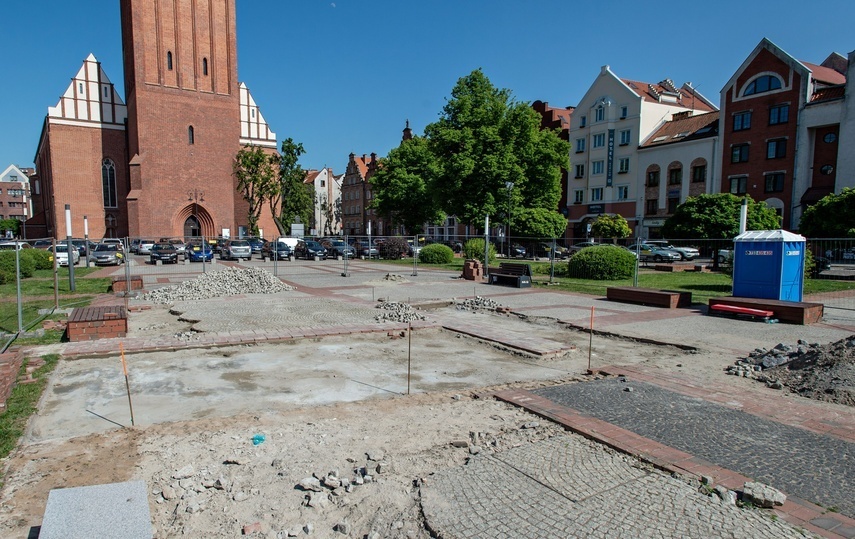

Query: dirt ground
(0, 298), (836, 538)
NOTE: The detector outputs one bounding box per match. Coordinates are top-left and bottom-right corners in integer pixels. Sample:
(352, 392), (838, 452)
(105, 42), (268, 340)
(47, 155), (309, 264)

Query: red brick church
(27, 0), (279, 241)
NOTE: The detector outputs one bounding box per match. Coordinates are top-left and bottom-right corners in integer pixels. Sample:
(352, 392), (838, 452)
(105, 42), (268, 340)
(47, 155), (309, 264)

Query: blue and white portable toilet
(732, 230), (805, 302)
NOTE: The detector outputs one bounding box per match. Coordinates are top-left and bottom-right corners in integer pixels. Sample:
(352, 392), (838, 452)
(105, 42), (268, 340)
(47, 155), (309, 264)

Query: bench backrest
(497, 263), (532, 276)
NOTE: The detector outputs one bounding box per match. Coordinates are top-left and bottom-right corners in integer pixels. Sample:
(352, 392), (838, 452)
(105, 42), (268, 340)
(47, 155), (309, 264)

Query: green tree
(0, 219), (20, 238)
(590, 214), (632, 242)
(234, 144), (279, 236)
(663, 194), (780, 239)
(370, 136), (444, 235)
(270, 138), (313, 234)
(425, 69), (569, 237)
(798, 187), (855, 237)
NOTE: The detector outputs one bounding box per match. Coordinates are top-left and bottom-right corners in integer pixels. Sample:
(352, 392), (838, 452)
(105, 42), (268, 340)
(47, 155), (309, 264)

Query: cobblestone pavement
(421, 433), (804, 539)
(532, 379), (855, 519)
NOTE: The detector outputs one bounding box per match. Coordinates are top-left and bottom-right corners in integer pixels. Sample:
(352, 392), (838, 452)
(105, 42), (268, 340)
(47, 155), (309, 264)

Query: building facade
(717, 38), (848, 229)
(305, 168), (343, 237)
(28, 0), (278, 241)
(341, 153), (379, 236)
(0, 165), (33, 228)
(567, 66), (717, 241)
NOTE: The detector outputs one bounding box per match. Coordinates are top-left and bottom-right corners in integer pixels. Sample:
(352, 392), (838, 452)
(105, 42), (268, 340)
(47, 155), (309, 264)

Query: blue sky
(2, 0), (853, 173)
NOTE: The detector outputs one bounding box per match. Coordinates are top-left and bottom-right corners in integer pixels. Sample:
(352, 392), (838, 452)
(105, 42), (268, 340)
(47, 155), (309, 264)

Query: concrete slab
(40, 480), (151, 539)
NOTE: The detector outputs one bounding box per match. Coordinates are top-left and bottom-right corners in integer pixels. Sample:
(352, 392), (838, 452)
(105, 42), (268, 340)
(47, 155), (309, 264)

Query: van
(277, 237), (299, 251)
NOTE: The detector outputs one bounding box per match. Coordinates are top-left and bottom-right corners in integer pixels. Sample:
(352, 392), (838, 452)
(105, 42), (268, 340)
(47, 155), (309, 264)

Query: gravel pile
(139, 267), (294, 304)
(455, 296), (505, 312)
(726, 336), (855, 406)
(374, 302), (426, 323)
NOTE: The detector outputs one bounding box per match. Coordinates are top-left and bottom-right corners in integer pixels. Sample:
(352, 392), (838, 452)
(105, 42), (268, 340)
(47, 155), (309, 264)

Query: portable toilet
(732, 230), (805, 302)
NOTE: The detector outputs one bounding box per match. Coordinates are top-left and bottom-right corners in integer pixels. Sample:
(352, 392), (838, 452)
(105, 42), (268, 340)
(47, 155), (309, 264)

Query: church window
(202, 58), (208, 76)
(102, 159), (117, 208)
(188, 126), (195, 145)
(167, 51), (173, 71)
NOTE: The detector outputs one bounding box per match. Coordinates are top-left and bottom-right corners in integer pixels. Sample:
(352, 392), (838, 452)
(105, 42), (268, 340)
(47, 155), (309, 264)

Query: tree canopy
(272, 138), (313, 234)
(421, 69), (570, 238)
(798, 188), (855, 238)
(369, 136), (444, 235)
(234, 145), (279, 236)
(590, 214), (632, 242)
(662, 194), (781, 239)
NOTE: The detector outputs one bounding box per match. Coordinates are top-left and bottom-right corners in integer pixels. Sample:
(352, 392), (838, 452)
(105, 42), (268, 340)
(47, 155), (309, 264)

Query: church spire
(402, 119), (413, 141)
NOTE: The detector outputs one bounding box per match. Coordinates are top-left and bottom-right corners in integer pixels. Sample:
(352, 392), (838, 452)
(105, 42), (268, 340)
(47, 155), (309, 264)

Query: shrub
(419, 243), (454, 264)
(463, 238), (497, 266)
(567, 245), (635, 280)
(21, 248), (54, 270)
(382, 237), (409, 259)
(0, 250), (36, 281)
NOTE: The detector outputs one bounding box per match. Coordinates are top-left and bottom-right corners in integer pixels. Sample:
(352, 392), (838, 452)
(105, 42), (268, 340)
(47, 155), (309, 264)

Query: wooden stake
(119, 342), (135, 426)
(587, 306), (595, 374)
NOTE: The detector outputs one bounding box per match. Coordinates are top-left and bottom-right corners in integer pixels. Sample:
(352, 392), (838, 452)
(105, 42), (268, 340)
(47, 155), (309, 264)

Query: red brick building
(27, 0), (278, 241)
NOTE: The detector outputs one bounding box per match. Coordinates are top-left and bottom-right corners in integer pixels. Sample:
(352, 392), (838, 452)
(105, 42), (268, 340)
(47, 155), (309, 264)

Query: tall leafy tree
(370, 136), (444, 235)
(663, 194), (780, 239)
(269, 138), (313, 234)
(424, 69), (569, 237)
(234, 145), (279, 236)
(798, 187), (855, 237)
(590, 214), (632, 242)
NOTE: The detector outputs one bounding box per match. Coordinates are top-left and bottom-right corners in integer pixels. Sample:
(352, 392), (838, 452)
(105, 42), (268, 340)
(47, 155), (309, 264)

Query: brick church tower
(29, 1), (278, 241)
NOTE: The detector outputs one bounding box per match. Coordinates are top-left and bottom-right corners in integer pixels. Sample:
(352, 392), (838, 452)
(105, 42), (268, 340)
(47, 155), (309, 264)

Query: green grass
(0, 354), (60, 460)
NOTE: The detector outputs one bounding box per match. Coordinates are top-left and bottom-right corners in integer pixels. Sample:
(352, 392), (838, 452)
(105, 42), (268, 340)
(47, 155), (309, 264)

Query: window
(79, 82), (84, 94)
(592, 160), (604, 175)
(743, 75), (782, 96)
(669, 167), (682, 185)
(167, 51), (173, 71)
(729, 176), (748, 195)
(646, 199), (659, 214)
(618, 158), (630, 174)
(102, 159), (118, 208)
(595, 105), (605, 122)
(731, 144), (749, 163)
(320, 179), (326, 187)
(574, 164), (585, 178)
(824, 133), (837, 143)
(574, 189), (584, 204)
(619, 129), (631, 145)
(767, 139), (786, 159)
(769, 104), (789, 125)
(765, 172), (785, 193)
(188, 126), (195, 145)
(668, 197), (680, 214)
(104, 87), (109, 98)
(593, 133), (605, 148)
(580, 115), (586, 128)
(620, 106), (628, 119)
(617, 185), (629, 200)
(647, 170), (660, 187)
(692, 165), (706, 183)
(733, 111), (751, 131)
(575, 138), (585, 153)
(591, 188), (603, 201)
(202, 58), (209, 76)
(8, 189), (23, 197)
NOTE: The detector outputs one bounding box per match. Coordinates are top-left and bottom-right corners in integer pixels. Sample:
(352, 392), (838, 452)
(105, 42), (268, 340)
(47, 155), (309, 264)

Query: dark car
(321, 238), (355, 258)
(351, 240), (378, 258)
(247, 237), (265, 254)
(295, 240), (328, 260)
(186, 241), (214, 262)
(261, 240), (292, 260)
(89, 243), (124, 265)
(150, 242), (179, 264)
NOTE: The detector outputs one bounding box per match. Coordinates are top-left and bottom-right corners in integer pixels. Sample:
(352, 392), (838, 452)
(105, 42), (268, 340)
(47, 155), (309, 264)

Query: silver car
(645, 240), (699, 261)
(221, 239), (252, 261)
(627, 244), (681, 263)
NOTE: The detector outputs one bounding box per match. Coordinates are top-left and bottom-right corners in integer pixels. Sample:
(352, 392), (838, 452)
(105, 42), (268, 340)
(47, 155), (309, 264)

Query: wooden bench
(67, 306), (128, 342)
(487, 263), (532, 288)
(606, 287), (691, 308)
(708, 297), (823, 325)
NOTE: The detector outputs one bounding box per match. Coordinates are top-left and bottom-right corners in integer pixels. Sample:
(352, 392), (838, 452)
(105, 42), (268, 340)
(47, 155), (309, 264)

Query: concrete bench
(708, 297), (823, 325)
(67, 306), (128, 342)
(606, 287), (691, 308)
(487, 262), (532, 288)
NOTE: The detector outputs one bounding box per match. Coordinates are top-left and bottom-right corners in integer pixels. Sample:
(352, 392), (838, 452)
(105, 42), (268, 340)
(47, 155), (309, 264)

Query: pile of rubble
(139, 267), (294, 304)
(726, 336), (855, 406)
(455, 296), (505, 312)
(374, 302), (426, 324)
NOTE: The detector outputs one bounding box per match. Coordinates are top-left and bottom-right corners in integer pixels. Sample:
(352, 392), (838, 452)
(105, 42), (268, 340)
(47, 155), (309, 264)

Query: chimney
(672, 111), (691, 121)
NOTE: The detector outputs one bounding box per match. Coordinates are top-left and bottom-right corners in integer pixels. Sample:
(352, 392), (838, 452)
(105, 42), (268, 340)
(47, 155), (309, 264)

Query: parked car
(260, 240), (292, 260)
(294, 240), (328, 260)
(99, 238), (125, 250)
(220, 239), (252, 261)
(497, 242), (527, 258)
(51, 244), (80, 266)
(645, 240), (699, 261)
(812, 255), (831, 277)
(351, 240), (378, 258)
(186, 241), (214, 262)
(569, 241), (599, 254)
(137, 239), (156, 255)
(71, 239), (95, 258)
(89, 243), (124, 265)
(167, 239), (187, 260)
(321, 238), (355, 258)
(717, 249), (734, 264)
(530, 242), (568, 259)
(150, 242), (179, 264)
(627, 243), (682, 263)
(0, 241), (32, 251)
(31, 240), (53, 249)
(247, 237), (265, 254)
(129, 238), (142, 254)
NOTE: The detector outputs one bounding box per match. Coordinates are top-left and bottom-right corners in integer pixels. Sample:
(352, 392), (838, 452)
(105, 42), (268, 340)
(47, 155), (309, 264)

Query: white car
(52, 244), (80, 266)
(137, 239), (156, 255)
(645, 240), (700, 261)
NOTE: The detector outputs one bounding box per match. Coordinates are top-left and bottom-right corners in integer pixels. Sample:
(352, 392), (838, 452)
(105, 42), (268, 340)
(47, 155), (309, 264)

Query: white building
(566, 65), (717, 240)
(305, 168), (342, 236)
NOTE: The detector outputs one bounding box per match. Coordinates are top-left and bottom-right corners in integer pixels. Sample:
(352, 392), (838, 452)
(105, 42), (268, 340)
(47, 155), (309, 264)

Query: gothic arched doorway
(184, 216), (201, 238)
(175, 204), (214, 239)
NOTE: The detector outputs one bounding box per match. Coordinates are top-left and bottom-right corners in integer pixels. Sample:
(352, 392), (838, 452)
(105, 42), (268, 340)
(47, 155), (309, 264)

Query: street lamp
(505, 181), (514, 258)
(188, 189), (205, 272)
(65, 204), (75, 292)
(83, 215), (90, 268)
